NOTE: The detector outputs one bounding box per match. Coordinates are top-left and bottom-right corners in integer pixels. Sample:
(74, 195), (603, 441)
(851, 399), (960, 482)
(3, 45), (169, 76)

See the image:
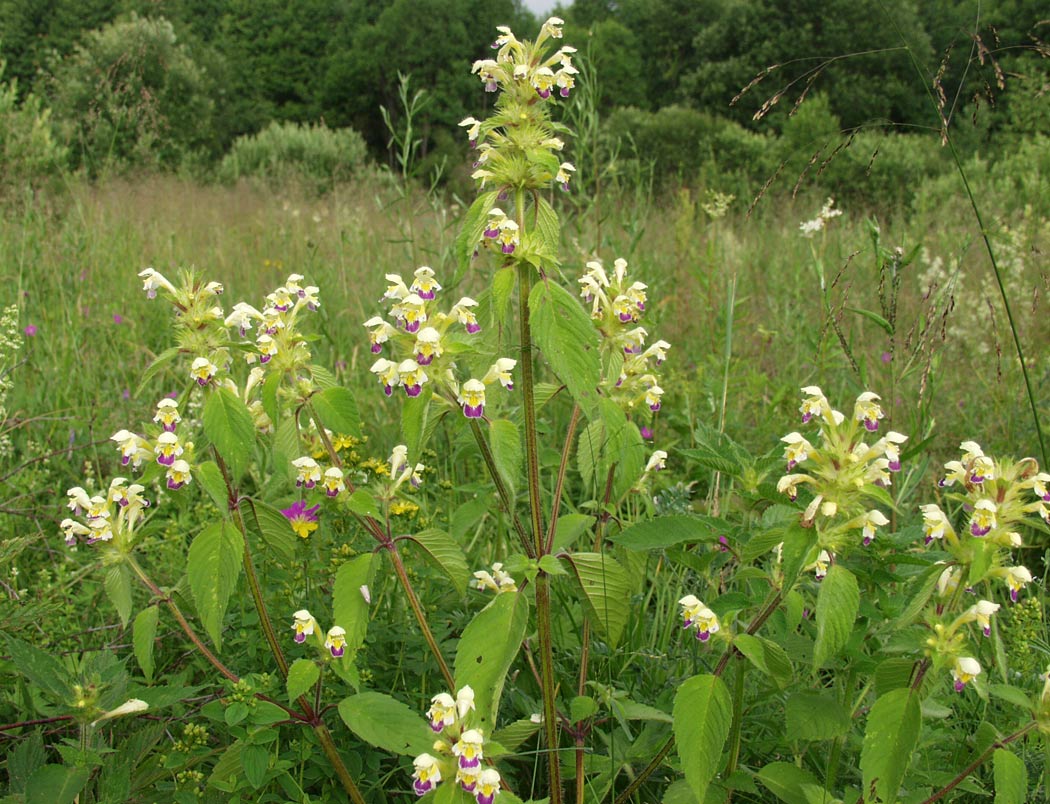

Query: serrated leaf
(133, 605), (160, 682)
(550, 513), (595, 552)
(7, 730), (45, 794)
(195, 460), (228, 512)
(785, 692), (850, 741)
(332, 553), (375, 660)
(404, 529), (470, 596)
(338, 692), (433, 755)
(609, 514), (725, 552)
(893, 561), (945, 628)
(529, 279), (600, 417)
(560, 552), (631, 647)
(286, 658), (320, 703)
(241, 743), (269, 788)
(538, 554), (569, 576)
(571, 695), (598, 723)
(860, 687), (921, 804)
(24, 765), (90, 804)
(272, 416), (299, 485)
(813, 565), (860, 668)
(245, 499), (297, 564)
(673, 674), (732, 804)
(987, 684), (1035, 713)
(993, 747), (1027, 804)
(756, 762), (822, 804)
(454, 591), (529, 733)
(491, 267), (516, 326)
(455, 191), (498, 276)
(534, 197), (561, 260)
(187, 521), (242, 649)
(492, 718), (541, 751)
(311, 386), (362, 439)
(104, 562), (133, 627)
(208, 740), (243, 787)
(733, 634), (793, 688)
(489, 418), (522, 504)
(346, 489), (380, 520)
(202, 387), (256, 481)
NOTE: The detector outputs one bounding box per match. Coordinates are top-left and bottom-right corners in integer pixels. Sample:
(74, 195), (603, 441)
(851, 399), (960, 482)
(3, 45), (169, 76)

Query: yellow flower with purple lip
(301, 286), (320, 311)
(1031, 472), (1050, 502)
(61, 518), (91, 547)
(532, 65), (555, 98)
(781, 432), (814, 470)
(153, 398), (181, 432)
(813, 550), (832, 581)
(394, 293), (427, 334)
(542, 15), (564, 39)
(645, 450), (667, 473)
(459, 116), (482, 148)
(952, 656), (981, 692)
(456, 766), (480, 794)
(920, 504), (954, 545)
(970, 600), (1000, 636)
(86, 518), (114, 544)
(858, 509), (889, 546)
(427, 692), (457, 732)
(397, 359), (428, 397)
(451, 297), (481, 334)
(880, 431), (908, 472)
(556, 161), (575, 191)
(458, 379), (486, 419)
(612, 294), (638, 323)
(285, 273), (305, 297)
(291, 609), (316, 644)
(111, 430), (149, 469)
(412, 753), (442, 796)
(475, 768), (501, 804)
(678, 594), (719, 642)
(191, 356), (217, 386)
(640, 378), (663, 412)
(484, 208), (507, 240)
(256, 333), (277, 364)
(414, 327), (443, 366)
(283, 500), (320, 539)
(854, 391), (884, 432)
(969, 499), (997, 537)
(642, 339), (670, 366)
(67, 486), (91, 515)
(799, 386), (830, 424)
(324, 625), (346, 657)
(138, 267), (176, 299)
(322, 467), (345, 498)
(483, 358), (516, 390)
(1003, 565), (1032, 602)
(268, 286), (294, 312)
(86, 494), (109, 521)
(453, 729), (484, 770)
(110, 478), (148, 509)
(224, 302), (262, 337)
(556, 63), (578, 97)
(496, 218), (519, 254)
(166, 459), (191, 490)
(776, 473), (812, 502)
(155, 431), (183, 466)
(622, 327), (647, 355)
(370, 358), (400, 396)
(411, 266), (442, 300)
(969, 454), (995, 484)
(292, 457), (322, 489)
(363, 316), (397, 353)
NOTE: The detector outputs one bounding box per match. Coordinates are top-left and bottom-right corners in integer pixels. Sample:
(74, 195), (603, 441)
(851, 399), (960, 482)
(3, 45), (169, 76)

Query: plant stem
(468, 417), (534, 557)
(515, 186), (561, 803)
(919, 720), (1036, 804)
(724, 656), (747, 800)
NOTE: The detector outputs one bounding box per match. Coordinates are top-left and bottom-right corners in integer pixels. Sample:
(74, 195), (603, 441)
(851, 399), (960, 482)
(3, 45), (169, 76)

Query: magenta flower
(282, 500), (320, 538)
(23, 324), (37, 337)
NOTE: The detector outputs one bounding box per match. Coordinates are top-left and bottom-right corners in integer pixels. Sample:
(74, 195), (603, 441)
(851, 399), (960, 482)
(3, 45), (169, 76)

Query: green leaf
(24, 765), (90, 804)
(534, 197), (561, 261)
(246, 499), (297, 564)
(454, 591), (529, 733)
(202, 386), (256, 481)
(133, 605), (160, 683)
(528, 279), (601, 417)
(272, 417), (300, 485)
(987, 684), (1035, 713)
(261, 369), (281, 426)
(346, 489), (380, 521)
(491, 267), (516, 326)
(187, 521), (242, 649)
(893, 561), (945, 629)
(195, 461), (228, 512)
(993, 747), (1027, 804)
(673, 674), (733, 804)
(489, 418), (522, 504)
(338, 692), (433, 755)
(813, 565), (860, 668)
(492, 718), (541, 751)
(4, 635), (72, 700)
(785, 692), (851, 741)
(403, 529), (470, 596)
(104, 562), (133, 627)
(286, 658), (320, 703)
(401, 386), (433, 458)
(134, 346), (180, 398)
(7, 730), (45, 794)
(332, 553), (375, 660)
(550, 513), (594, 552)
(756, 761), (822, 804)
(679, 420), (751, 477)
(310, 386), (362, 439)
(847, 306), (894, 335)
(240, 743), (269, 788)
(570, 695), (599, 723)
(455, 190), (498, 276)
(609, 514), (724, 552)
(860, 687), (921, 804)
(733, 634), (793, 688)
(560, 552), (631, 648)
(538, 554), (569, 576)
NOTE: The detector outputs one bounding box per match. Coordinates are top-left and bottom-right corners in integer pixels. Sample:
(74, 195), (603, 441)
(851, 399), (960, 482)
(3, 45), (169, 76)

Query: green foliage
(218, 120), (370, 193)
(0, 60), (67, 201)
(672, 674), (732, 803)
(186, 520), (242, 649)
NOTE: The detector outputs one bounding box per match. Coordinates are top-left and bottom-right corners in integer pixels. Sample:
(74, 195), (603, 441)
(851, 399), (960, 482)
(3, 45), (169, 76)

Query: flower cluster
(412, 686), (500, 801)
(62, 477), (149, 550)
(799, 197), (842, 237)
(289, 609), (353, 659)
(472, 563), (518, 594)
(228, 273), (320, 374)
(366, 267), (516, 419)
(678, 594), (720, 642)
(777, 387), (905, 567)
(111, 397), (195, 492)
(581, 257), (669, 429)
(461, 18), (576, 196)
(292, 456), (347, 499)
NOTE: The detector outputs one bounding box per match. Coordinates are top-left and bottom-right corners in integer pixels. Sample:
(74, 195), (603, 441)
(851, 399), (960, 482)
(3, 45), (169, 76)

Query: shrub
(0, 61), (67, 201)
(218, 120), (370, 193)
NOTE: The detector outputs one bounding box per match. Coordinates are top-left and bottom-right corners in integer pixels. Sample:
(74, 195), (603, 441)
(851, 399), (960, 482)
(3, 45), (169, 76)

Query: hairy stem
(919, 721), (1036, 804)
